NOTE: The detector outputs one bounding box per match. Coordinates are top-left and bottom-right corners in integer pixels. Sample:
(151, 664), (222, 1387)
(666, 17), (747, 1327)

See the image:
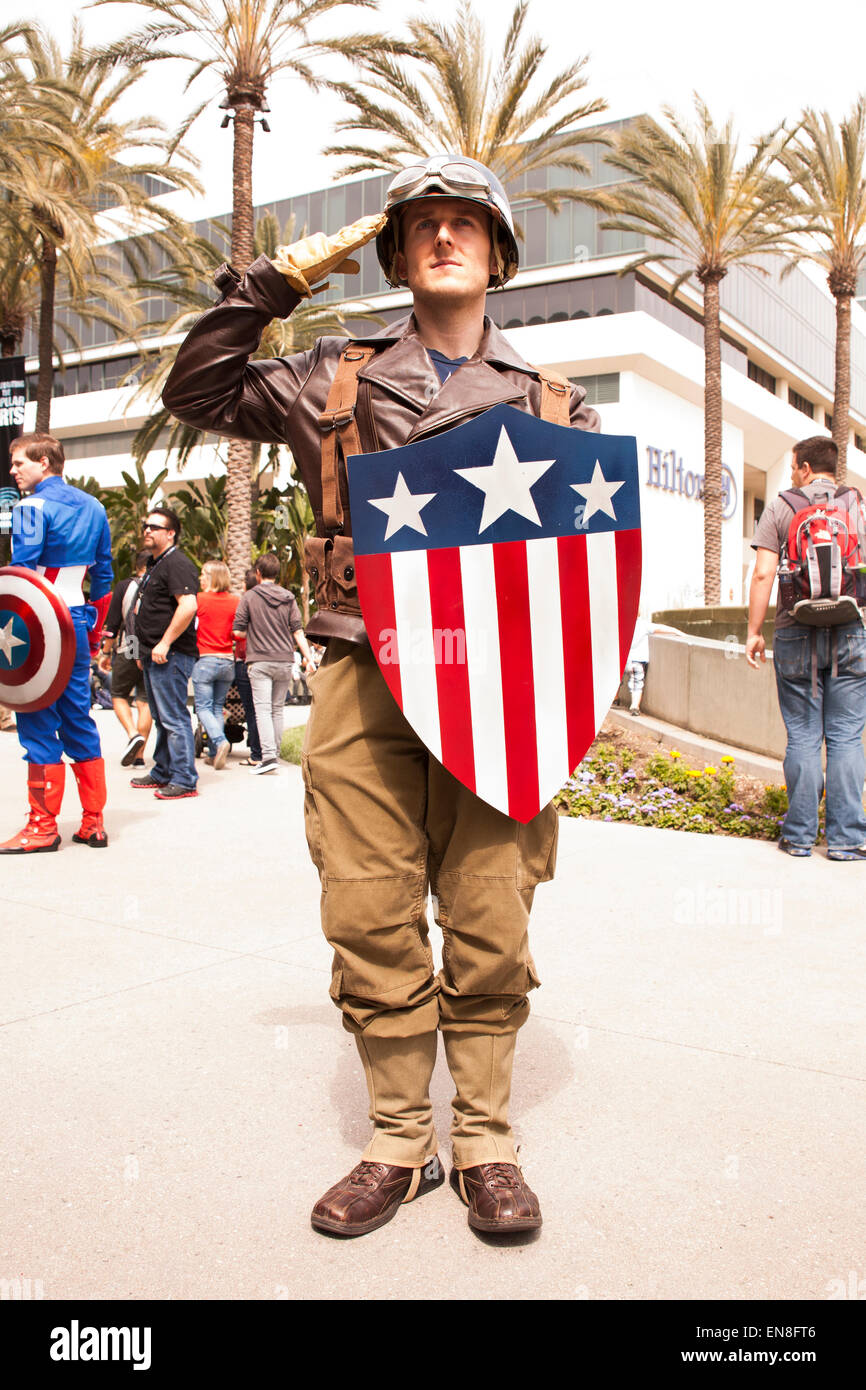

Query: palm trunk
(224, 99), (258, 591)
(230, 101), (256, 274)
(831, 292), (852, 486)
(701, 274), (724, 606)
(35, 234), (58, 433)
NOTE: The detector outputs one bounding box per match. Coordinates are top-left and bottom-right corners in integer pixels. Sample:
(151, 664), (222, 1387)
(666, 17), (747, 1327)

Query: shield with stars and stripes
(0, 565), (77, 712)
(346, 403), (641, 823)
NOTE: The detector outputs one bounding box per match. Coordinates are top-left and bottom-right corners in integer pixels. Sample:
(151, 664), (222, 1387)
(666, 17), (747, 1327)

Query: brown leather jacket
(163, 254), (601, 643)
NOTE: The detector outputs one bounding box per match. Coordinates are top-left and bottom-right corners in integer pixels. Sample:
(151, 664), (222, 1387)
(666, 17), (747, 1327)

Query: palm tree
(8, 21), (203, 432)
(0, 21), (83, 213)
(779, 100), (866, 484)
(93, 0), (385, 589)
(325, 0), (607, 212)
(591, 99), (795, 606)
(0, 226), (40, 359)
(70, 458), (170, 580)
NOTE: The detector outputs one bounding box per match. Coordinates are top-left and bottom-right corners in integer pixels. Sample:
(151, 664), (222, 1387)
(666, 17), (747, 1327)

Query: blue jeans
(773, 622), (866, 849)
(142, 651), (197, 790)
(192, 655), (234, 755)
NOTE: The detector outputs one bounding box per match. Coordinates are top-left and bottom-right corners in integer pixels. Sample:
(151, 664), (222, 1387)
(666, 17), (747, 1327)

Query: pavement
(1, 704), (864, 1303)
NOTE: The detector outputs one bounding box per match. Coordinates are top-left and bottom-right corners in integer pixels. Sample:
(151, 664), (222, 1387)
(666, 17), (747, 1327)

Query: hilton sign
(646, 446), (737, 521)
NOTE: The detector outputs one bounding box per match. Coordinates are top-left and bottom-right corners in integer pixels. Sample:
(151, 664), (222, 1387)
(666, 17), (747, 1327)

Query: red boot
(71, 757), (108, 847)
(0, 763), (65, 854)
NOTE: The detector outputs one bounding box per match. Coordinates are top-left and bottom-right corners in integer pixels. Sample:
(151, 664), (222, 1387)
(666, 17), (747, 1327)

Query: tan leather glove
(271, 213), (387, 298)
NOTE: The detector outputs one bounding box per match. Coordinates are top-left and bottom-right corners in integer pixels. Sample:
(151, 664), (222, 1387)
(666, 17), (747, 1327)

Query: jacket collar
(354, 311), (536, 373)
(354, 312), (537, 439)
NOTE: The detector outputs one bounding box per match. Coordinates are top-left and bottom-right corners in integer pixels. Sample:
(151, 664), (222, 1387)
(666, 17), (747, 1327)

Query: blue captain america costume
(8, 474), (113, 762)
(1, 446), (115, 855)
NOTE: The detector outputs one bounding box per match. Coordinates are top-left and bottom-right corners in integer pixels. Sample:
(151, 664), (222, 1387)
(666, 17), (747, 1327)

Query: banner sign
(0, 356), (25, 533)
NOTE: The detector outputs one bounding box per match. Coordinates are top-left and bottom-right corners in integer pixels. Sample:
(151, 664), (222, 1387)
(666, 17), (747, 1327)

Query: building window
(748, 360), (776, 394)
(855, 434), (866, 453)
(26, 353), (141, 400)
(62, 430), (140, 461)
(788, 387), (815, 419)
(569, 372), (620, 405)
(825, 412), (833, 430)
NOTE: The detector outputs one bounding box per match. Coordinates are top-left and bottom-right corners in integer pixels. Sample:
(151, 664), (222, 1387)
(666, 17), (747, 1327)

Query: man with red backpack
(746, 436), (866, 860)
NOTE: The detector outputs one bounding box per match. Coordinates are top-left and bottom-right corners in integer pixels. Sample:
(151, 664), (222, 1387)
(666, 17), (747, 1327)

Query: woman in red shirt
(191, 561), (239, 769)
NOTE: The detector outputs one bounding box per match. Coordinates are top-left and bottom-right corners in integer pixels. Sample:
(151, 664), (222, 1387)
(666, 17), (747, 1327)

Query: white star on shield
(456, 426), (555, 533)
(369, 471), (437, 541)
(571, 460), (624, 523)
(0, 616), (26, 666)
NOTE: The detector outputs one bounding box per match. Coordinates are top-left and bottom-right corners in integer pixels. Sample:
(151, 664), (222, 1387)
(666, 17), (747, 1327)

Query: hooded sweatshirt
(233, 582), (303, 663)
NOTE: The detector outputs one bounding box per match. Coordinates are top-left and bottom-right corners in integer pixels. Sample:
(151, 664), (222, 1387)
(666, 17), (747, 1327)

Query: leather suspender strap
(318, 345), (376, 532)
(535, 366), (571, 427)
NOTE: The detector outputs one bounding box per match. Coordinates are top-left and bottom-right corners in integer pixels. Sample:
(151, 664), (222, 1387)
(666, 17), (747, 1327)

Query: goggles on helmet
(386, 160), (492, 206)
(384, 159), (513, 226)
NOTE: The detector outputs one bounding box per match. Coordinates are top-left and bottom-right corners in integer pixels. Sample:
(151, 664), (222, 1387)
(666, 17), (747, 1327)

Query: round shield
(0, 565), (77, 712)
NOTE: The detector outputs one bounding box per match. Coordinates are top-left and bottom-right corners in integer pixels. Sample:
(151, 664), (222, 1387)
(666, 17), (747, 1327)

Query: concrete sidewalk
(1, 708), (864, 1302)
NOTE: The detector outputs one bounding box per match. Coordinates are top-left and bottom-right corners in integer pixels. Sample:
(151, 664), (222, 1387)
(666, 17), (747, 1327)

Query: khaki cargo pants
(301, 640), (558, 1165)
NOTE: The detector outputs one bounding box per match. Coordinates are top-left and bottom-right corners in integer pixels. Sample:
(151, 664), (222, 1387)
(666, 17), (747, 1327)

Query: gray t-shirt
(752, 478), (841, 629)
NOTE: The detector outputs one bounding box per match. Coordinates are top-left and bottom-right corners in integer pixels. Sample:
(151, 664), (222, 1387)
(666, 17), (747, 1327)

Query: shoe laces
(480, 1163), (522, 1189)
(347, 1161), (386, 1189)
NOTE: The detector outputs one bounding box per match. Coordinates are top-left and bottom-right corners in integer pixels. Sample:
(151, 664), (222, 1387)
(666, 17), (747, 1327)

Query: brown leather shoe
(311, 1155), (444, 1237)
(450, 1162), (542, 1232)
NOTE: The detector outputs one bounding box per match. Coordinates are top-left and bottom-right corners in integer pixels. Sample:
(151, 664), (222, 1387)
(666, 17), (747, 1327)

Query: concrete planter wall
(652, 606), (776, 648)
(640, 634), (789, 760)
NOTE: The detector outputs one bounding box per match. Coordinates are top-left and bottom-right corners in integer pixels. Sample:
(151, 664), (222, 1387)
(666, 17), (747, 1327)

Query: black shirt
(133, 547), (199, 657)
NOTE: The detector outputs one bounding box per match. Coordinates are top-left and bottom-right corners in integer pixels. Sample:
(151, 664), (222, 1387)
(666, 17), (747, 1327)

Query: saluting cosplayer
(163, 158), (601, 1237)
(1, 433), (113, 853)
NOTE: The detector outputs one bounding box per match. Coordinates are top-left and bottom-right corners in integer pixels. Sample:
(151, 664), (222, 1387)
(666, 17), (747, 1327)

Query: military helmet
(376, 155), (519, 289)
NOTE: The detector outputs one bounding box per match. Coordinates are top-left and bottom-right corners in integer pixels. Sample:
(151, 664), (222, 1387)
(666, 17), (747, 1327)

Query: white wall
(585, 373), (744, 612)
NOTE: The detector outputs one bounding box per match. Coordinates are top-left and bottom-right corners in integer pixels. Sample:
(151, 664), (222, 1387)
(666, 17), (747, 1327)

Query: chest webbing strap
(318, 352), (572, 531)
(318, 345), (376, 532)
(535, 366), (571, 427)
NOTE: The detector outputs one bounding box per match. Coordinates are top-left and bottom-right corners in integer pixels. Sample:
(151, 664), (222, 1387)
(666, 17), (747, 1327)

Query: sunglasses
(142, 522), (170, 532)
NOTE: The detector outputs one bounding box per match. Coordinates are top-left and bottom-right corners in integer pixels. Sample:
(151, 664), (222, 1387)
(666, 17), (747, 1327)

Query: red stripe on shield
(355, 552), (402, 710)
(427, 546), (475, 794)
(558, 534), (595, 775)
(493, 540), (538, 822)
(615, 528), (642, 673)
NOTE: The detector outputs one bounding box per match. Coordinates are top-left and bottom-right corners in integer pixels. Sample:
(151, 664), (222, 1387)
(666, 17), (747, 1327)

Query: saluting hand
(271, 213), (387, 298)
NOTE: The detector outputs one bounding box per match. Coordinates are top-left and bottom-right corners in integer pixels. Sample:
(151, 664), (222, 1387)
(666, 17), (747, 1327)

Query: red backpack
(777, 486), (866, 626)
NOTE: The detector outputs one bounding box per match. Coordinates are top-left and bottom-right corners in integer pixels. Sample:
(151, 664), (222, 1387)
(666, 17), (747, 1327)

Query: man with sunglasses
(129, 507), (199, 799)
(164, 155), (601, 1238)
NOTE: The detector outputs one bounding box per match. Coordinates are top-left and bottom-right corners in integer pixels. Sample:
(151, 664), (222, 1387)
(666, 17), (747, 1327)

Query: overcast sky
(15, 0), (866, 221)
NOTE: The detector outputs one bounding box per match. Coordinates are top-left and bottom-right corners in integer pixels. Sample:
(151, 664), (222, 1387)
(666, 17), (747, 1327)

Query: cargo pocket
(516, 802), (559, 889)
(303, 536), (332, 615)
(330, 535), (362, 616)
(301, 753), (326, 885)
